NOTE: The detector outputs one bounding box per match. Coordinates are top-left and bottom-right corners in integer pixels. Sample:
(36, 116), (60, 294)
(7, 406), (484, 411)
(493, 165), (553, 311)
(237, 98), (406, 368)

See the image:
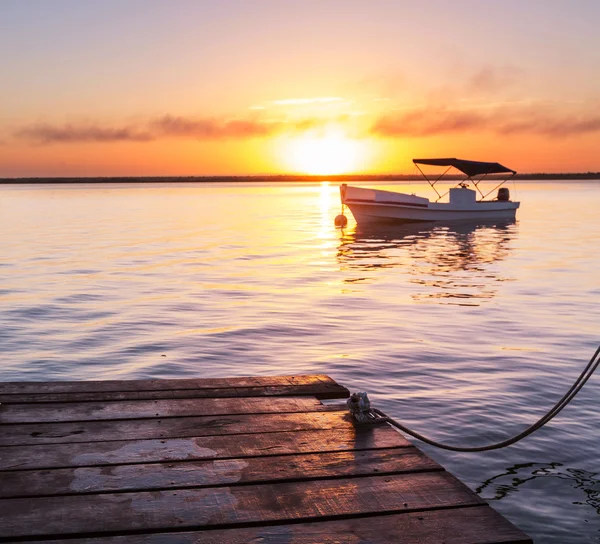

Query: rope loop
(346, 392), (387, 424)
(347, 343), (600, 452)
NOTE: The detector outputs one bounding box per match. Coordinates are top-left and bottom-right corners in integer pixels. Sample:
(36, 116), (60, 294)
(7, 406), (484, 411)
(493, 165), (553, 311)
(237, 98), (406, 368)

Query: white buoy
(334, 214), (348, 227)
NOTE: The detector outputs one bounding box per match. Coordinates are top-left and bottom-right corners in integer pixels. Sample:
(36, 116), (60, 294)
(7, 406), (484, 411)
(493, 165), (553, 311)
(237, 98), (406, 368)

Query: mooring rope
(347, 343), (600, 452)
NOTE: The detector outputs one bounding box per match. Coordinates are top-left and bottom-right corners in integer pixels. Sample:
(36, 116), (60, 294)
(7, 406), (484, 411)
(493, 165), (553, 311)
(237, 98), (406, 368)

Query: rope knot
(347, 392), (376, 424)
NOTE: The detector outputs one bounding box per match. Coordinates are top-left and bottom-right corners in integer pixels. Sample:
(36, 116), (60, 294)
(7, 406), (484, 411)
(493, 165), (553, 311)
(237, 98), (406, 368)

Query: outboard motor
(497, 187), (510, 201)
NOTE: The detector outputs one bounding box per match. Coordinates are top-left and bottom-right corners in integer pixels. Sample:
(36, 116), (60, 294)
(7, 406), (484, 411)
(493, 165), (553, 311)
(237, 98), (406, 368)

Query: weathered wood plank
(0, 383), (348, 403)
(0, 472), (484, 539)
(0, 447), (441, 498)
(36, 507), (532, 544)
(0, 410), (365, 447)
(0, 376), (267, 394)
(0, 425), (410, 471)
(0, 374), (345, 396)
(0, 375), (532, 543)
(0, 396), (325, 424)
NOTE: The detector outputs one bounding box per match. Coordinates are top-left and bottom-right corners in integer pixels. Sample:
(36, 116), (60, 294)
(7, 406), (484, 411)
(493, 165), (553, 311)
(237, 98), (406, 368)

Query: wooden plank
(0, 396), (325, 423)
(0, 383), (348, 403)
(0, 375), (532, 543)
(0, 472), (485, 539)
(0, 374), (345, 396)
(35, 507), (531, 544)
(0, 447), (441, 498)
(0, 410), (358, 447)
(0, 376), (274, 394)
(0, 425), (410, 471)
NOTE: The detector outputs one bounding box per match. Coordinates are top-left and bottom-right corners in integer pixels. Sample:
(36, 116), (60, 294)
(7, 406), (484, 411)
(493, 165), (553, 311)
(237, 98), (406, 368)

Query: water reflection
(337, 220), (518, 304)
(478, 462), (600, 516)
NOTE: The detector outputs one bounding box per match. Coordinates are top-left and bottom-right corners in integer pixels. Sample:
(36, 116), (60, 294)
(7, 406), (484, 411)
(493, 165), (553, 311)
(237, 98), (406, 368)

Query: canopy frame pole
(414, 163), (444, 201)
(481, 173), (517, 200)
(433, 166), (453, 185)
(414, 159), (517, 201)
(433, 166), (453, 202)
(414, 163), (452, 202)
(437, 168), (469, 202)
(472, 172), (490, 200)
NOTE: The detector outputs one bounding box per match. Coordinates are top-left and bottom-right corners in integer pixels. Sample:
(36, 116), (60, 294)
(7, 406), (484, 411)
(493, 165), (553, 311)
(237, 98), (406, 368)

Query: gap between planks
(0, 375), (347, 397)
(0, 396), (336, 424)
(0, 472), (486, 540)
(0, 375), (532, 544)
(0, 446), (443, 499)
(0, 383), (350, 403)
(0, 410), (369, 447)
(27, 506), (532, 544)
(0, 425), (411, 471)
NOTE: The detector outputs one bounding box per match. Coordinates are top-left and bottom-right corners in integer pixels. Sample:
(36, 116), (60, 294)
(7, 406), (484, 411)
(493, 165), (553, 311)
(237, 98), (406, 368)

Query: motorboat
(339, 158), (519, 224)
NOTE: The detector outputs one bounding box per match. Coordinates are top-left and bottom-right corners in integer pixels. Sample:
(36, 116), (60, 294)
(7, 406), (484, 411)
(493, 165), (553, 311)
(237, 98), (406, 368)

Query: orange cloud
(14, 123), (153, 143)
(12, 115), (349, 144)
(151, 115), (281, 139)
(372, 108), (488, 137)
(372, 104), (600, 138)
(13, 101), (600, 146)
(271, 97), (344, 106)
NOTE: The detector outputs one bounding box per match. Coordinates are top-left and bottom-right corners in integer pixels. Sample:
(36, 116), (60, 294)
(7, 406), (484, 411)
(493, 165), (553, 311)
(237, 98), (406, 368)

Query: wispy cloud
(467, 65), (522, 94)
(13, 101), (600, 146)
(271, 97), (344, 106)
(371, 104), (600, 138)
(151, 115), (281, 139)
(373, 108), (486, 137)
(13, 115), (338, 144)
(14, 123), (154, 143)
(365, 64), (600, 138)
(498, 112), (600, 137)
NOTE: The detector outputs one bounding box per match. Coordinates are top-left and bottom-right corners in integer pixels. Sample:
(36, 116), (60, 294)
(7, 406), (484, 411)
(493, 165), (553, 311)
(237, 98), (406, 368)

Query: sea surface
(1, 180), (599, 542)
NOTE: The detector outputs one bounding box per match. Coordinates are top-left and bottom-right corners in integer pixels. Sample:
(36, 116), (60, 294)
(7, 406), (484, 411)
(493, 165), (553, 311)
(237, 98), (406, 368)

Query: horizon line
(1, 172), (600, 184)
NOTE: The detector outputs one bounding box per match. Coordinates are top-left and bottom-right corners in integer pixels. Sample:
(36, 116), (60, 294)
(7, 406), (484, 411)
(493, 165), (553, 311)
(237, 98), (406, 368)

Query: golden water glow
(282, 130), (368, 175)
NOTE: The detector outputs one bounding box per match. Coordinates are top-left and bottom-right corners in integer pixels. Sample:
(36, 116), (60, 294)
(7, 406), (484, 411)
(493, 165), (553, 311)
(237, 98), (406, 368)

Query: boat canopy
(413, 158), (516, 178)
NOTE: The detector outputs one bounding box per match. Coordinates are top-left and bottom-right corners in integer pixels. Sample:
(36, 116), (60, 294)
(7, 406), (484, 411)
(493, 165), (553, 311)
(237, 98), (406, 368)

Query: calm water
(1, 180), (599, 542)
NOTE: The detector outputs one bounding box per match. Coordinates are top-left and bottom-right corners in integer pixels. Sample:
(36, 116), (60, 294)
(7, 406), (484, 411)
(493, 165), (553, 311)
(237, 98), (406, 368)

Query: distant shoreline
(1, 173), (599, 184)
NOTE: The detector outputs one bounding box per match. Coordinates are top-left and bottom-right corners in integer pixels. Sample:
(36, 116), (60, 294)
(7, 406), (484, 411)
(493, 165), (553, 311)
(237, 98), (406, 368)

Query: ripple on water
(1, 181), (600, 542)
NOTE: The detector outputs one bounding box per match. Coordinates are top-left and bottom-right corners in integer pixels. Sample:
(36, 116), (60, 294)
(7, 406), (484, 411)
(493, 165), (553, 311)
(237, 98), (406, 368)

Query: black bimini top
(413, 158), (516, 177)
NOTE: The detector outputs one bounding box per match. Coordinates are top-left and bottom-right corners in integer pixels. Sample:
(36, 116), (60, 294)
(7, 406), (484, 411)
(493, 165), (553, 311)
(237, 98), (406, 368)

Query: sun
(283, 130), (366, 175)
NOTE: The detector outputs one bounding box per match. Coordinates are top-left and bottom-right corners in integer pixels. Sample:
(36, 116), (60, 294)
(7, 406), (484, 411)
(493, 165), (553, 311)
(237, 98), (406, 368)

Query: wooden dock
(0, 374), (531, 543)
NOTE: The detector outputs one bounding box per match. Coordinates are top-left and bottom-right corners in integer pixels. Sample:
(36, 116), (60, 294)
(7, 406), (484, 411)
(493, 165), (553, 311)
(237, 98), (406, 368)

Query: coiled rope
(347, 343), (600, 452)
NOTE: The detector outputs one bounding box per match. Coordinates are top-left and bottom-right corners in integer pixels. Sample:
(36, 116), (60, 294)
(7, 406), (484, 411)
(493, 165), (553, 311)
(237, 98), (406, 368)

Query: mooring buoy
(334, 214), (348, 227)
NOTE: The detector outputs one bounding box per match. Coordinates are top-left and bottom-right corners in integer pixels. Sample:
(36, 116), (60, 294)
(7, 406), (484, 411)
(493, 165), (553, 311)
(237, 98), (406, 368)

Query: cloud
(272, 97), (343, 106)
(14, 123), (154, 143)
(13, 113), (355, 145)
(498, 113), (600, 137)
(15, 101), (600, 146)
(371, 104), (600, 138)
(13, 116), (284, 144)
(467, 65), (522, 94)
(150, 115), (282, 139)
(372, 108), (488, 137)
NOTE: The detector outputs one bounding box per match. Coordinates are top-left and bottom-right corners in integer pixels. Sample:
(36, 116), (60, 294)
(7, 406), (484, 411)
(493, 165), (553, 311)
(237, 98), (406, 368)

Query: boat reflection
(477, 462), (600, 515)
(337, 220), (518, 305)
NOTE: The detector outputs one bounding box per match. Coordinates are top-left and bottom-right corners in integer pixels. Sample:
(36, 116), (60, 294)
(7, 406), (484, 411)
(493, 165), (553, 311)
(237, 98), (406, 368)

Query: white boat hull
(341, 185), (519, 224)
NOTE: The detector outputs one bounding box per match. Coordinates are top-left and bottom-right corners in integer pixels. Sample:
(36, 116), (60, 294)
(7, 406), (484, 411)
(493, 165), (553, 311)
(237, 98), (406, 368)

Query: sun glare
(283, 131), (366, 175)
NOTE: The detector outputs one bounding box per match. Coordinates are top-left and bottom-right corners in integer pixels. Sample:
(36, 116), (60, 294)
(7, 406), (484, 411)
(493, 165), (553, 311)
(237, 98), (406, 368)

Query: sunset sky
(1, 0), (600, 177)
